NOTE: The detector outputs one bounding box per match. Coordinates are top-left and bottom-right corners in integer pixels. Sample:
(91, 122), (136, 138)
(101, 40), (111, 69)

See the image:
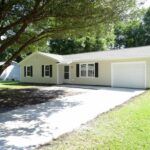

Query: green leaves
(0, 0), (136, 66)
(114, 7), (150, 48)
(48, 32), (115, 55)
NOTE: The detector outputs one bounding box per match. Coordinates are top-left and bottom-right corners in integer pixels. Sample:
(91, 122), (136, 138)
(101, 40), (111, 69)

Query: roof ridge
(38, 51), (62, 56)
(62, 45), (150, 57)
(20, 46), (150, 65)
(37, 45), (150, 57)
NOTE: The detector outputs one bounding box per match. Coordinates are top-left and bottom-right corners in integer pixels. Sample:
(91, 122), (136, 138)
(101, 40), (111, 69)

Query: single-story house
(0, 61), (20, 81)
(20, 46), (150, 89)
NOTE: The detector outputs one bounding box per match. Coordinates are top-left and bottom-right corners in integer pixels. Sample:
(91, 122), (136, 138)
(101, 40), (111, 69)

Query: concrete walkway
(0, 86), (144, 150)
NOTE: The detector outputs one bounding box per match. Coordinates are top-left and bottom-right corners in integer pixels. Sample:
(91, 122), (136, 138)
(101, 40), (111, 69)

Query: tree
(114, 21), (141, 48)
(143, 7), (150, 45)
(48, 32), (115, 55)
(48, 38), (78, 54)
(114, 7), (150, 48)
(0, 0), (136, 74)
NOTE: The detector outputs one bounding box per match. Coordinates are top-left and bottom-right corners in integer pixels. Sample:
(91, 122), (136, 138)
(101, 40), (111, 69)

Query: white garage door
(111, 62), (146, 89)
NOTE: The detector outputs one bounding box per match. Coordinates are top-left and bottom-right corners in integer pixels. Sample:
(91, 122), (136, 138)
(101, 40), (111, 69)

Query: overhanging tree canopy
(0, 0), (135, 73)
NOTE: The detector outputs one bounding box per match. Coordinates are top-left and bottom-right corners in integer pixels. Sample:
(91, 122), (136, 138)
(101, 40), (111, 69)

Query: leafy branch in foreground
(0, 0), (136, 74)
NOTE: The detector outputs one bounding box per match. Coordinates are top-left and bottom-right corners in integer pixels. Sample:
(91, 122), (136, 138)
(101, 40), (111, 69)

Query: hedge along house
(20, 46), (150, 89)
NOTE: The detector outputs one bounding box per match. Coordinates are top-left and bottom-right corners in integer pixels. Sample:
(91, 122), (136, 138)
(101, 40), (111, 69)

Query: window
(27, 66), (31, 76)
(80, 63), (95, 77)
(45, 65), (50, 76)
(24, 66), (32, 77)
(42, 65), (52, 77)
(64, 66), (69, 79)
(88, 64), (95, 77)
(80, 64), (86, 77)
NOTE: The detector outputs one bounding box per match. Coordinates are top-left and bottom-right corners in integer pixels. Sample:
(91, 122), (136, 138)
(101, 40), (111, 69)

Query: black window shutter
(24, 66), (26, 77)
(50, 65), (52, 77)
(95, 63), (99, 77)
(76, 64), (79, 77)
(30, 66), (33, 77)
(42, 65), (44, 77)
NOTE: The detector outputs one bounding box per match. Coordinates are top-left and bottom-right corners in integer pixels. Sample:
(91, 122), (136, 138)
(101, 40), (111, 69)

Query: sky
(143, 0), (150, 8)
(138, 0), (150, 8)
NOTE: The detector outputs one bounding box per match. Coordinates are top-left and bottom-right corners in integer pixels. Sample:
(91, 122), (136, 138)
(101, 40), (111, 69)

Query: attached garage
(111, 62), (146, 89)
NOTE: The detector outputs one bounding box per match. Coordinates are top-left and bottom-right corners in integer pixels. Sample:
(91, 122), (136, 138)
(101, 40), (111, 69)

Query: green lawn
(39, 91), (150, 150)
(0, 81), (32, 89)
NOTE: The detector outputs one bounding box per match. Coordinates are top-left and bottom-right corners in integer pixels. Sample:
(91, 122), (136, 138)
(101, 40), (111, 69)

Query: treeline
(115, 7), (150, 48)
(48, 7), (150, 55)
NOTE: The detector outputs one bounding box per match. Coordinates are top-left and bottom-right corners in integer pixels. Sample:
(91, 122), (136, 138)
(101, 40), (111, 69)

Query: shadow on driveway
(0, 86), (144, 150)
(0, 88), (77, 113)
(0, 96), (80, 150)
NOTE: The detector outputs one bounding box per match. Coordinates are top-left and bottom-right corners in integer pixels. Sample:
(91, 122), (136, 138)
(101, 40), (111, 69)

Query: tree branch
(0, 0), (15, 20)
(0, 23), (27, 53)
(0, 0), (44, 36)
(0, 35), (36, 74)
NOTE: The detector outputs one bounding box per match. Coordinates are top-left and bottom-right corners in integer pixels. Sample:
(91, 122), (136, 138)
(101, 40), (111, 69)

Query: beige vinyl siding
(69, 61), (110, 86)
(57, 64), (64, 84)
(20, 53), (57, 84)
(69, 58), (150, 88)
(147, 60), (150, 88)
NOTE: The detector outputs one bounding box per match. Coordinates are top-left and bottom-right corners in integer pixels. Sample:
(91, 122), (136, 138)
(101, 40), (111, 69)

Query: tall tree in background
(143, 7), (150, 45)
(48, 31), (115, 55)
(114, 20), (142, 48)
(0, 0), (136, 74)
(114, 7), (150, 48)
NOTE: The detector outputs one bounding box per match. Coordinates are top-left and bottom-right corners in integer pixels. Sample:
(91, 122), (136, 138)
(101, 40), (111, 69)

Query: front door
(64, 66), (69, 80)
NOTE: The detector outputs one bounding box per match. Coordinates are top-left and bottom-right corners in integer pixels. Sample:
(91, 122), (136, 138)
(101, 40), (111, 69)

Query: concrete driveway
(0, 85), (144, 150)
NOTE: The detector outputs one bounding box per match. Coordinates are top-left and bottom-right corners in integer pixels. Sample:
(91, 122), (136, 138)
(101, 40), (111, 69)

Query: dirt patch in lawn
(0, 88), (81, 113)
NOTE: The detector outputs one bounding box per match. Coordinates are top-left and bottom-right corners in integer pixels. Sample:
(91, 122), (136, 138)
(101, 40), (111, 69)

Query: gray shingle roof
(39, 52), (64, 62)
(39, 46), (150, 63)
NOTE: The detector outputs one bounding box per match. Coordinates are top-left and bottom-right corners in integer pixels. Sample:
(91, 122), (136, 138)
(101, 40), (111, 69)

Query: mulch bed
(0, 88), (79, 113)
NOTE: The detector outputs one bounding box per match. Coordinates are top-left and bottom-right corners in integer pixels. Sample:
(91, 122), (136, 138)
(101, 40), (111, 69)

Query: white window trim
(88, 64), (95, 77)
(43, 65), (52, 78)
(26, 66), (32, 77)
(79, 63), (95, 78)
(44, 65), (50, 77)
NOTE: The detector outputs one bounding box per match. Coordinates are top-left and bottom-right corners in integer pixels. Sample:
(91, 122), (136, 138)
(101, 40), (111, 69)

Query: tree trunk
(0, 23), (27, 54)
(0, 62), (11, 75)
(0, 36), (37, 75)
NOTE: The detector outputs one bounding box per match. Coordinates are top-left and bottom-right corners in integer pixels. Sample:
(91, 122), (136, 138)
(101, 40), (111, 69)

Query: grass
(0, 81), (33, 89)
(39, 90), (150, 150)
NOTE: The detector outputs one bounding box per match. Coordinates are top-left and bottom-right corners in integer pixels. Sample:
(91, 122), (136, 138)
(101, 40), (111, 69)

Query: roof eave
(68, 56), (150, 63)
